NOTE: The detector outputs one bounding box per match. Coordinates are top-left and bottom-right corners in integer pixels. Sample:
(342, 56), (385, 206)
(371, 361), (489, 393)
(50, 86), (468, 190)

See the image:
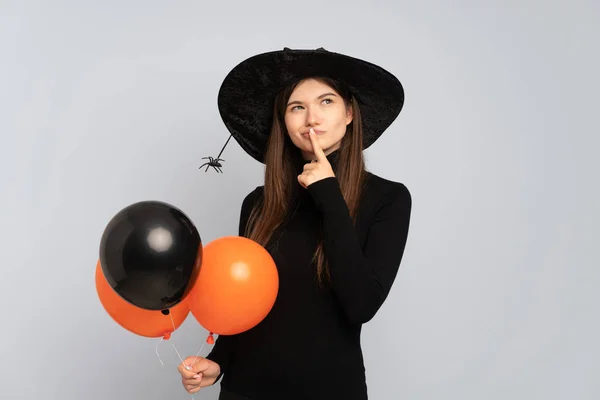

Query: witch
(180, 47), (412, 400)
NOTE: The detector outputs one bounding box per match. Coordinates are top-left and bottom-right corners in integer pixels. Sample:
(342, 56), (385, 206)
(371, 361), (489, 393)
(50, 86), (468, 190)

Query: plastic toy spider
(199, 156), (224, 173)
(199, 134), (232, 173)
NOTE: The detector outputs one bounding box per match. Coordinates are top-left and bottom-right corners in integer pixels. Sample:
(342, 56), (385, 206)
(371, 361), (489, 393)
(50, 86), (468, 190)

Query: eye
(290, 105), (303, 112)
(322, 98), (333, 105)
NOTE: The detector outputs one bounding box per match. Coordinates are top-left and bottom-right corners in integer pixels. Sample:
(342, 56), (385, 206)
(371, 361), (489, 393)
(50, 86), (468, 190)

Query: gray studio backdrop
(1, 1), (598, 399)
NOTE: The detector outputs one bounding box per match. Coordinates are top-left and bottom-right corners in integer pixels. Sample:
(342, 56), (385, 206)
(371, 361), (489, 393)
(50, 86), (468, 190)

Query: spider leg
(216, 166), (223, 173)
(199, 162), (209, 169)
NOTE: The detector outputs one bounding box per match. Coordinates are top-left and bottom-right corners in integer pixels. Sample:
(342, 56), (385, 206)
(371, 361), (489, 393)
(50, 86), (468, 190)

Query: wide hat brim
(217, 47), (405, 163)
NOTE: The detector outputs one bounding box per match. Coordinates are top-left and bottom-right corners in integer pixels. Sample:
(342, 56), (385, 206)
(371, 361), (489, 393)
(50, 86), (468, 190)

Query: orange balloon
(95, 260), (189, 338)
(188, 236), (279, 335)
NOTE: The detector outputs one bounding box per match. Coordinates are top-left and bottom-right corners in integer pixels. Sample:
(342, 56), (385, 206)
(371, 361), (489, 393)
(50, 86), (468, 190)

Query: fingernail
(194, 374), (200, 379)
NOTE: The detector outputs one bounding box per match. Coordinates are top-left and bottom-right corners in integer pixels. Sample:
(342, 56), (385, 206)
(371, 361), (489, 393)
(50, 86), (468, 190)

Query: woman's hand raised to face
(298, 128), (335, 189)
(177, 356), (221, 394)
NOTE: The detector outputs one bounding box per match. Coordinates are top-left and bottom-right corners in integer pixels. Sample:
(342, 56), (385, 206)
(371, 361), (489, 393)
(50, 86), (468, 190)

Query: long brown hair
(245, 77), (367, 285)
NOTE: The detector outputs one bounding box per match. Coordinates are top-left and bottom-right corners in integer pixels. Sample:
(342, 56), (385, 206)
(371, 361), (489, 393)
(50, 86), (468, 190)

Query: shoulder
(238, 186), (264, 234)
(363, 172), (412, 211)
(241, 185), (264, 210)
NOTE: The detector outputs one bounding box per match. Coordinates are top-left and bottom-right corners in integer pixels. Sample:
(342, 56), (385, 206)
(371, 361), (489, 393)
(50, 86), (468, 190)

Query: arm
(205, 187), (261, 381)
(308, 177), (412, 324)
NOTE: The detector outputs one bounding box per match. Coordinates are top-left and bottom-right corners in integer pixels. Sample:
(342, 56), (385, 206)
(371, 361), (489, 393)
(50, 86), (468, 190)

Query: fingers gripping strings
(153, 311), (215, 400)
(184, 332), (215, 400)
(200, 134), (232, 173)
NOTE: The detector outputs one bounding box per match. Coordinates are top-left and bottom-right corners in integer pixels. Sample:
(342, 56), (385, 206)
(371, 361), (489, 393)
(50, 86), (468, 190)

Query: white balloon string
(155, 337), (165, 367)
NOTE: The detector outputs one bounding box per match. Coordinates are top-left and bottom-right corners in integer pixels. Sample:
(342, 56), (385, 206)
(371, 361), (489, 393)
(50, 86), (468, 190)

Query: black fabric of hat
(202, 47), (405, 168)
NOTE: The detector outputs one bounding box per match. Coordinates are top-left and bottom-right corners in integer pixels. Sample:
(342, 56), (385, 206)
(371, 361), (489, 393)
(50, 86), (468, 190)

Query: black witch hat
(200, 47), (404, 171)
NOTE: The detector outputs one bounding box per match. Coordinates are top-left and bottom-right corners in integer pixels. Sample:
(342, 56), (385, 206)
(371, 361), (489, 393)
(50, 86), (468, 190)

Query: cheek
(284, 114), (301, 133)
(284, 118), (305, 147)
(333, 112), (349, 134)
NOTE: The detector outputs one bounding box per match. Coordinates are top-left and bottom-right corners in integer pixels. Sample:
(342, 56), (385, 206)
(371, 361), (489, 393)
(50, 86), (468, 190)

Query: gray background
(1, 1), (598, 399)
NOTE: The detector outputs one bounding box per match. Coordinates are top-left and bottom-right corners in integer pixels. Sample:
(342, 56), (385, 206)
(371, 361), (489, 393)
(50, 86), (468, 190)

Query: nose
(305, 106), (320, 126)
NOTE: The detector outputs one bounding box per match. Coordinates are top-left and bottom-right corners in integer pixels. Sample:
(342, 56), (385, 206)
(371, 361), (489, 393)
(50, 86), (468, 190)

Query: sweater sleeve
(205, 187), (261, 381)
(307, 177), (412, 325)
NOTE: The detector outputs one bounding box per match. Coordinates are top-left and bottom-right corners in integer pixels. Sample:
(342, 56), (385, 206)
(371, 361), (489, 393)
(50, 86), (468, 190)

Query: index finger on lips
(308, 128), (326, 161)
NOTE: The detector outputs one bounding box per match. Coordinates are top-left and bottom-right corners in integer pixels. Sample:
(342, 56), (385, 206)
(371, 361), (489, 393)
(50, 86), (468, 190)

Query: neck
(324, 149), (341, 171)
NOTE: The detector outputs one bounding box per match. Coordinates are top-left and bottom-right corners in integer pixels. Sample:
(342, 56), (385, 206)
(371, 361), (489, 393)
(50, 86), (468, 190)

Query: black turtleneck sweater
(206, 151), (412, 400)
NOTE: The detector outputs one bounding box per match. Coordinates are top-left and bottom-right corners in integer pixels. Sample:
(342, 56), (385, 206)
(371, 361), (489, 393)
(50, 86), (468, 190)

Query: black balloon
(99, 201), (202, 311)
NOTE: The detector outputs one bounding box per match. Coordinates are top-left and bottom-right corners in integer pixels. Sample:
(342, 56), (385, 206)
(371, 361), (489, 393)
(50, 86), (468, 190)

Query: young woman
(178, 47), (412, 400)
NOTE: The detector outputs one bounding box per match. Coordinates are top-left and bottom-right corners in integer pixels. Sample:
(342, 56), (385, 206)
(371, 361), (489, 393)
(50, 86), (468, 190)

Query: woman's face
(284, 78), (353, 160)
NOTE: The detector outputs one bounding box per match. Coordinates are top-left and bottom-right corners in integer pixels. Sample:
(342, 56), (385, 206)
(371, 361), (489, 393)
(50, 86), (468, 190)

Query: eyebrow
(287, 92), (338, 107)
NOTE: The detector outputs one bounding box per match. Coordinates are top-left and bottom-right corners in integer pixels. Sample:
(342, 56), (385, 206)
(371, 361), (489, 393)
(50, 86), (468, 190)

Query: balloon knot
(163, 332), (171, 340)
(206, 332), (215, 345)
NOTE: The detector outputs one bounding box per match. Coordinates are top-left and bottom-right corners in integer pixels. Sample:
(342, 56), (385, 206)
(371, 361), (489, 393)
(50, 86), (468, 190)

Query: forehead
(289, 78), (337, 99)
